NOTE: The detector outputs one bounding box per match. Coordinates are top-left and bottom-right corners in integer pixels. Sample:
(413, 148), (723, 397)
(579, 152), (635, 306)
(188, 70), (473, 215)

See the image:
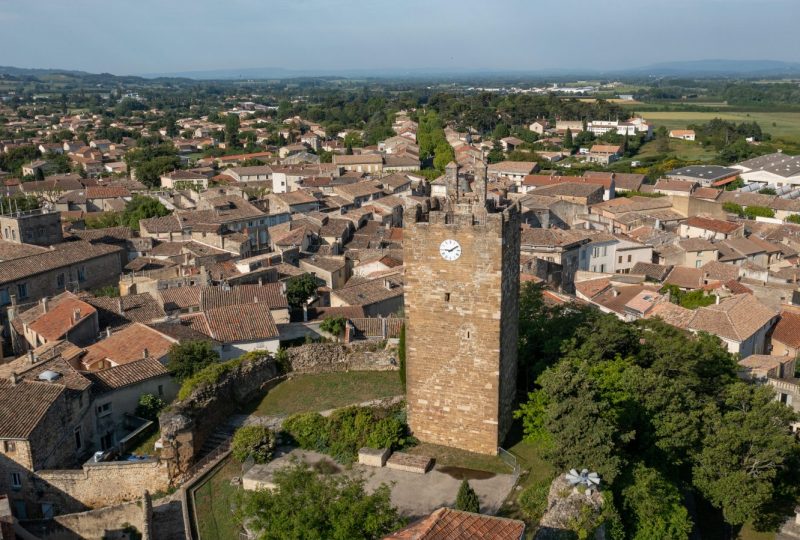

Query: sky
(0, 0), (798, 76)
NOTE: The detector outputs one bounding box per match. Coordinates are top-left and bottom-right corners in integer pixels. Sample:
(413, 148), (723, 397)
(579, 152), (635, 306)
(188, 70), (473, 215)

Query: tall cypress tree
(455, 480), (480, 513)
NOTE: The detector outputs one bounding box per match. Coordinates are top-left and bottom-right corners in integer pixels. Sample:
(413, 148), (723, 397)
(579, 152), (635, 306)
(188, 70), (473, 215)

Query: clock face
(439, 239), (462, 261)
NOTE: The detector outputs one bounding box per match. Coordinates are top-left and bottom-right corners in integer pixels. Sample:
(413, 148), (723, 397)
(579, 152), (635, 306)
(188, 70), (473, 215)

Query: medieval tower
(403, 161), (520, 455)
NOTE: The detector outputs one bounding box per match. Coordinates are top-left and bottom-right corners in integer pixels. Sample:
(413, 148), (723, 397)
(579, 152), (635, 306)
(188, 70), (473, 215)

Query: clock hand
(446, 246), (459, 252)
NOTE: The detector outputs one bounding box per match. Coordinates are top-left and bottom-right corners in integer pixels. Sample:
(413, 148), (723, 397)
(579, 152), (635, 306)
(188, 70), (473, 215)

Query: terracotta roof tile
(0, 379), (64, 439)
(385, 507), (525, 540)
(772, 310), (800, 349)
(85, 357), (169, 391)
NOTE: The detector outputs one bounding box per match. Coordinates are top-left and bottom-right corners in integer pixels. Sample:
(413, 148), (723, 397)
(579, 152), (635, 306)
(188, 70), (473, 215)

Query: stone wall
(159, 343), (398, 479)
(36, 461), (169, 513)
(286, 342), (397, 373)
(23, 493), (152, 540)
(159, 353), (282, 480)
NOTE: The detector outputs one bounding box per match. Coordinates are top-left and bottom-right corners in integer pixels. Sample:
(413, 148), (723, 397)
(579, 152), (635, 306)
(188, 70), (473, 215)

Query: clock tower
(403, 162), (520, 455)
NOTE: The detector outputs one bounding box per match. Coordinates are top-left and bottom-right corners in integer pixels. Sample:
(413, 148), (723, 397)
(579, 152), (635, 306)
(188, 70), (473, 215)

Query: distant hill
(623, 59), (800, 77)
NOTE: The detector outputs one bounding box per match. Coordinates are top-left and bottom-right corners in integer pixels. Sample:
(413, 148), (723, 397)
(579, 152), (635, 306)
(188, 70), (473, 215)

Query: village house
(487, 161), (538, 183)
(333, 154), (384, 174)
(669, 129), (696, 141)
(586, 144), (622, 165)
(160, 170), (210, 190)
(686, 294), (777, 356)
(680, 216), (744, 240)
(330, 272), (403, 317)
(183, 302), (280, 359)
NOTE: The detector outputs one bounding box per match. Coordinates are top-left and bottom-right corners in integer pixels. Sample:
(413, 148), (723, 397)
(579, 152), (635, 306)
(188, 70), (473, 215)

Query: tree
(492, 122), (510, 140)
(320, 316), (347, 341)
(656, 126), (670, 153)
(120, 195), (170, 230)
(398, 324), (406, 391)
(563, 128), (574, 150)
(286, 273), (318, 309)
(166, 340), (220, 381)
(135, 394), (166, 421)
(487, 142), (504, 164)
(238, 463), (404, 540)
(621, 464), (693, 540)
(231, 425), (276, 464)
(225, 114), (240, 148)
(432, 141), (455, 172)
(455, 480), (480, 513)
(693, 383), (798, 526)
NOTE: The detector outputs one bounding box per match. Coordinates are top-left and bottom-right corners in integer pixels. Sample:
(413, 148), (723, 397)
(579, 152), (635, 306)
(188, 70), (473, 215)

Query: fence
(498, 447), (521, 482)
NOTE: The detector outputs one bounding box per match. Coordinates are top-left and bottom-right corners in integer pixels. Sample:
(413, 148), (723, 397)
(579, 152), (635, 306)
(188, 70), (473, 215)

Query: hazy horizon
(1, 0), (798, 76)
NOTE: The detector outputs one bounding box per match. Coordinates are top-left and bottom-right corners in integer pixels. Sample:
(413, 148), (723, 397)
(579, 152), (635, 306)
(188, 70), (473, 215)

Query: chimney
(384, 279), (393, 290)
(27, 350), (34, 364)
(41, 297), (49, 314)
(73, 308), (81, 322)
(142, 348), (149, 359)
(106, 327), (112, 338)
(258, 277), (263, 286)
(281, 282), (287, 295)
(9, 373), (18, 386)
(254, 295), (258, 304)
(117, 297), (124, 314)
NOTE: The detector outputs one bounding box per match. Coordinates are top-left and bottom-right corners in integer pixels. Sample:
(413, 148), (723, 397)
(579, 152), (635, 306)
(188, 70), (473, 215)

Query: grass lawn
(407, 442), (511, 475)
(638, 110), (800, 141)
(193, 457), (243, 540)
(248, 371), (403, 417)
(738, 524), (776, 540)
(634, 138), (719, 162)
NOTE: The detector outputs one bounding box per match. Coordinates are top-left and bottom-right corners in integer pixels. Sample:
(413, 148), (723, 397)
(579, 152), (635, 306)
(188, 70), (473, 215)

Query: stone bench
(358, 447), (391, 468)
(386, 452), (433, 474)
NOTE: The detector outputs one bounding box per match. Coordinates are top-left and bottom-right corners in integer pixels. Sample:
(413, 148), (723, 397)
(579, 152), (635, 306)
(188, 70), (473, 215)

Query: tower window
(444, 293), (451, 302)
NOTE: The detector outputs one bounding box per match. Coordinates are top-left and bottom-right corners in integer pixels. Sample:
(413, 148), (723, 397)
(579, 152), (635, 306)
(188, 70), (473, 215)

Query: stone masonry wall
(404, 205), (520, 455)
(25, 494), (152, 540)
(286, 342), (397, 373)
(36, 461), (168, 513)
(159, 343), (396, 479)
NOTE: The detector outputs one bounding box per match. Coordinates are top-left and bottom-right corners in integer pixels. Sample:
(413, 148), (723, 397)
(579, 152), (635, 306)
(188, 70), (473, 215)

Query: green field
(249, 371), (404, 417)
(633, 138), (719, 162)
(640, 110), (800, 141)
(193, 458), (243, 540)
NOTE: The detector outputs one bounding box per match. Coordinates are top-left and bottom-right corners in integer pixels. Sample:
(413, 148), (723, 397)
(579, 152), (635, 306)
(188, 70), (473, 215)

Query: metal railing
(498, 447), (521, 482)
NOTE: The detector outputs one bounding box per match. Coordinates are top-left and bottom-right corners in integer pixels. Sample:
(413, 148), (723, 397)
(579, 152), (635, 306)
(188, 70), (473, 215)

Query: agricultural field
(633, 138), (719, 162)
(638, 110), (800, 142)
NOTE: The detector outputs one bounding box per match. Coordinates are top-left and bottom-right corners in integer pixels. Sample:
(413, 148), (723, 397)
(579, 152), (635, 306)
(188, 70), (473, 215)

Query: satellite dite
(566, 469), (601, 490)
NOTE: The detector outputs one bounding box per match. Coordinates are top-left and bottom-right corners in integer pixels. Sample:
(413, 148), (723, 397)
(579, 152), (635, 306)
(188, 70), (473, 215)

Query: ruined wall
(159, 344), (396, 479)
(36, 462), (168, 513)
(25, 494), (152, 540)
(404, 205), (520, 455)
(287, 342), (397, 373)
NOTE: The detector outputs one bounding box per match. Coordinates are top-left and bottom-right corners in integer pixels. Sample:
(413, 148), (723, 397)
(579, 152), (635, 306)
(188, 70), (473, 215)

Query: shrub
(283, 412), (331, 451)
(284, 406), (407, 463)
(743, 205), (775, 219)
(232, 425), (276, 464)
(177, 357), (243, 400)
(167, 341), (220, 382)
(135, 394), (166, 421)
(365, 417), (405, 449)
(320, 316), (347, 340)
(455, 479), (480, 513)
(518, 481), (551, 522)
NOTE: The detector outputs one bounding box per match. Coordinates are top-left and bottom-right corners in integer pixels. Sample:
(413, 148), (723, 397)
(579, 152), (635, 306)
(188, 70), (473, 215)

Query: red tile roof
(385, 508), (525, 540)
(772, 310), (800, 349)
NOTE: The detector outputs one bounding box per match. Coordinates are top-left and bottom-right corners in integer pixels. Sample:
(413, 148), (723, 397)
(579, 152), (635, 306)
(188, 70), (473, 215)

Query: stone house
(0, 243), (124, 308)
(769, 309), (800, 358)
(520, 227), (590, 293)
(686, 294), (778, 357)
(13, 293), (99, 351)
(331, 273), (404, 317)
(333, 154), (384, 174)
(182, 302), (280, 359)
(0, 208), (63, 246)
(299, 256), (349, 290)
(679, 216), (744, 240)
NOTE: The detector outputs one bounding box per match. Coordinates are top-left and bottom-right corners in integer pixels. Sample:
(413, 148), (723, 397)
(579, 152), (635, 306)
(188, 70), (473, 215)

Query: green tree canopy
(120, 195), (170, 230)
(286, 273), (318, 309)
(166, 340), (220, 382)
(238, 463), (404, 540)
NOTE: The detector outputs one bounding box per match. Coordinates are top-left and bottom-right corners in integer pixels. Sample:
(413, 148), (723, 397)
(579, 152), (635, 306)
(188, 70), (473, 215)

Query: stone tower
(403, 174), (520, 455)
